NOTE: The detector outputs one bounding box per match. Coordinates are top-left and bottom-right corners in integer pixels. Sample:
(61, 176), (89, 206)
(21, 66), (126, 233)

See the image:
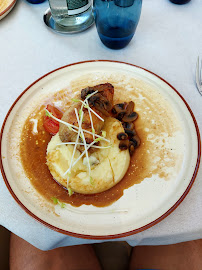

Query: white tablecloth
(0, 0), (201, 250)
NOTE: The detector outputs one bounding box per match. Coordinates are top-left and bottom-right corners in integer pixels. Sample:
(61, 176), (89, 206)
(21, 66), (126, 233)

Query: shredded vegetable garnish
(68, 188), (74, 196)
(86, 90), (98, 100)
(45, 109), (110, 142)
(72, 98), (104, 122)
(72, 98), (80, 103)
(45, 109), (77, 132)
(51, 197), (58, 204)
(51, 197), (129, 214)
(75, 108), (91, 182)
(46, 90), (112, 192)
(45, 111), (50, 117)
(56, 142), (111, 149)
(74, 90), (104, 121)
(51, 197), (65, 208)
(82, 100), (104, 122)
(86, 99), (95, 140)
(101, 130), (106, 138)
(79, 109), (82, 120)
(90, 176), (94, 185)
(63, 109), (83, 184)
(95, 137), (104, 142)
(64, 140), (97, 175)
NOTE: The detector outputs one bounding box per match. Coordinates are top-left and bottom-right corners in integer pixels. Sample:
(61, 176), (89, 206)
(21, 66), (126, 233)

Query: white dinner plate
(0, 60), (201, 239)
(0, 0), (16, 20)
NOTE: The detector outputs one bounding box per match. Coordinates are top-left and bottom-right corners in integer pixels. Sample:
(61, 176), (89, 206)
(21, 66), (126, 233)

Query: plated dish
(0, 0), (16, 20)
(0, 61), (200, 239)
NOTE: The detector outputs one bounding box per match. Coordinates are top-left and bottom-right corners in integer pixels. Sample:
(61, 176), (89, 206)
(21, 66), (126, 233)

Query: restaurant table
(0, 0), (201, 250)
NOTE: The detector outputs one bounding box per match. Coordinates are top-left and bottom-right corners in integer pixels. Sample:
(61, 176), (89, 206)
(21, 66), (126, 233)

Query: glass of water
(94, 0), (142, 49)
(48, 0), (94, 32)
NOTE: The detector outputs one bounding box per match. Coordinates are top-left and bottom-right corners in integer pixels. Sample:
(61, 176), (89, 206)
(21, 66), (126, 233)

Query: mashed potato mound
(46, 117), (130, 194)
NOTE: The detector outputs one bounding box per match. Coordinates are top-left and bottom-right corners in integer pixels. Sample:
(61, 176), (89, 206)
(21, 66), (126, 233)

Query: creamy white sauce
(30, 119), (38, 134)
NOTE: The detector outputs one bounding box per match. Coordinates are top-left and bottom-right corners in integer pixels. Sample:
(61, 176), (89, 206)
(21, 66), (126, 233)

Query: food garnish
(67, 188), (74, 196)
(119, 140), (129, 150)
(45, 83), (140, 197)
(46, 90), (111, 195)
(43, 104), (63, 135)
(64, 108), (84, 188)
(56, 142), (111, 149)
(112, 101), (140, 155)
(117, 132), (128, 141)
(51, 197), (128, 214)
(45, 108), (109, 142)
(59, 84), (114, 145)
(51, 197), (66, 208)
(130, 135), (141, 148)
(81, 83), (113, 116)
(74, 108), (91, 183)
(122, 122), (134, 130)
(122, 111), (138, 122)
(72, 92), (105, 122)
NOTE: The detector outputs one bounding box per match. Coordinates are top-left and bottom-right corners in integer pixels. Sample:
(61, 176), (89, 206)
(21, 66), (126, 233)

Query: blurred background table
(0, 0), (201, 251)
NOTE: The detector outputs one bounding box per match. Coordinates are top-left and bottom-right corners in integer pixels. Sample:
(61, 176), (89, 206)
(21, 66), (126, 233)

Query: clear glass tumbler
(94, 0), (142, 49)
(48, 0), (93, 31)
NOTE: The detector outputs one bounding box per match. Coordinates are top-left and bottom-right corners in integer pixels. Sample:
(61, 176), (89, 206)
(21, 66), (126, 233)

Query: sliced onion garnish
(75, 108), (91, 182)
(86, 99), (95, 140)
(64, 110), (83, 188)
(63, 140), (97, 176)
(56, 142), (111, 149)
(45, 109), (110, 143)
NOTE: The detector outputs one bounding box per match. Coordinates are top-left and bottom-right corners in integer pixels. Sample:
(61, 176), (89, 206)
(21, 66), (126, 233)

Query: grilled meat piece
(59, 83), (114, 145)
(59, 103), (104, 144)
(81, 83), (114, 116)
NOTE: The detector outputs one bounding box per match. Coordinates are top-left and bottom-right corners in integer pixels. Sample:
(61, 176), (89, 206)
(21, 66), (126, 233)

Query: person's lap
(10, 233), (202, 270)
(10, 233), (102, 270)
(129, 240), (202, 270)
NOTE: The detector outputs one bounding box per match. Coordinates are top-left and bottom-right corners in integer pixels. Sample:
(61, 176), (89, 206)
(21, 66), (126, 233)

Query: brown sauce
(20, 81), (181, 208)
(20, 107), (149, 207)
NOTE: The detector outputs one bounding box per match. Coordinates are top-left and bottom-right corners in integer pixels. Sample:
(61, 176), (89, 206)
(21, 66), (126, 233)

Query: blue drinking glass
(26, 0), (46, 4)
(94, 0), (142, 49)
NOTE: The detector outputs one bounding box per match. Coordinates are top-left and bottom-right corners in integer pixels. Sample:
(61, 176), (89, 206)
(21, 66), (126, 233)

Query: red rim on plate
(0, 60), (201, 239)
(0, 0), (16, 17)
